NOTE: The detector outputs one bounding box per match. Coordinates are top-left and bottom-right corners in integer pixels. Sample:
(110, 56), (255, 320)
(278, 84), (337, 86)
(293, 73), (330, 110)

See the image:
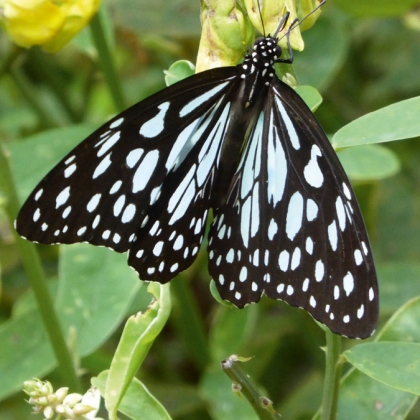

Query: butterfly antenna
(272, 11), (291, 38)
(256, 0), (266, 36)
(276, 0), (326, 41)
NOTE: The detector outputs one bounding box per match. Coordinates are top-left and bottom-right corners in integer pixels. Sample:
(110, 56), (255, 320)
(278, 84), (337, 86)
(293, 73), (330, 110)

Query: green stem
(170, 274), (210, 370)
(89, 11), (126, 112)
(10, 67), (60, 129)
(320, 330), (342, 420)
(0, 145), (82, 393)
(221, 356), (281, 420)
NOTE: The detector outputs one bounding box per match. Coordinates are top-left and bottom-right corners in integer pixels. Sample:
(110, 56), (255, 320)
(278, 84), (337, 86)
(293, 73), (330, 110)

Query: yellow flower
(0, 0), (100, 53)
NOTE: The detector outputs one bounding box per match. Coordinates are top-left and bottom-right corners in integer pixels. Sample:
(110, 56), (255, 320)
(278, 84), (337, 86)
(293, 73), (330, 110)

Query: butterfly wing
(16, 68), (236, 260)
(208, 80), (378, 339)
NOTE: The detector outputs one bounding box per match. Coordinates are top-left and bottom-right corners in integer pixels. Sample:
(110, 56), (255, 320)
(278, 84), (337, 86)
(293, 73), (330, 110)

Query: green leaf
(336, 297), (420, 419)
(93, 371), (172, 420)
(105, 283), (171, 418)
(377, 262), (420, 316)
(164, 60), (195, 86)
(0, 244), (141, 400)
(0, 312), (55, 400)
(337, 144), (400, 181)
(295, 85), (323, 112)
(112, 0), (200, 36)
(332, 96), (420, 148)
(58, 244), (142, 355)
(378, 296), (420, 343)
(337, 370), (416, 420)
(295, 11), (349, 90)
(344, 342), (420, 395)
(333, 0), (420, 17)
(8, 124), (97, 202)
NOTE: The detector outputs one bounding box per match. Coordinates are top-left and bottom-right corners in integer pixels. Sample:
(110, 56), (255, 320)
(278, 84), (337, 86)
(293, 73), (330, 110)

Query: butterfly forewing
(208, 81), (378, 338)
(127, 94), (235, 281)
(16, 68), (236, 255)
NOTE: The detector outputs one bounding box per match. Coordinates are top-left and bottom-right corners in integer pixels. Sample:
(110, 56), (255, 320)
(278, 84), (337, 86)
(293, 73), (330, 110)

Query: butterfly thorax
(237, 36), (281, 108)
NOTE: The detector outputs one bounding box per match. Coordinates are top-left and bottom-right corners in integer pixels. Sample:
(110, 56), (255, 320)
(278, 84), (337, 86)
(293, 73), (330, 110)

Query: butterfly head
(252, 36), (282, 66)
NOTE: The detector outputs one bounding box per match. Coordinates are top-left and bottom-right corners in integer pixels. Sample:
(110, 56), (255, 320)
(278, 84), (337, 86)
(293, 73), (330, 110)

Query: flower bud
(0, 0), (100, 53)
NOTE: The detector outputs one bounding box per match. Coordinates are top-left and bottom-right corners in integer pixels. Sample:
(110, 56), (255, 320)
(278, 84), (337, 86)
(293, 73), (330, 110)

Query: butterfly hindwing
(16, 68), (236, 255)
(208, 80), (378, 338)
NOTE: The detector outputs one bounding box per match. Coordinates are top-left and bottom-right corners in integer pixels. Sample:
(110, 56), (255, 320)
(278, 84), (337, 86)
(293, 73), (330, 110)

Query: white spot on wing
(362, 241), (368, 255)
(77, 226), (87, 236)
(173, 235), (184, 251)
(64, 163), (76, 178)
(97, 132), (120, 157)
(153, 241), (164, 256)
(110, 117), (124, 129)
(132, 150), (159, 193)
(113, 195), (126, 217)
(122, 204), (136, 223)
(328, 220), (338, 251)
(275, 97), (300, 149)
(110, 180), (122, 194)
(168, 164), (196, 225)
(126, 148), (144, 168)
(306, 237), (313, 254)
(343, 272), (354, 296)
(33, 208), (41, 221)
(56, 187), (70, 209)
(286, 191), (303, 240)
(336, 196), (346, 231)
(268, 219), (278, 240)
(87, 194), (101, 213)
(354, 249), (363, 265)
(291, 247), (301, 270)
(62, 206), (71, 219)
(35, 189), (43, 201)
(315, 260), (324, 282)
(303, 145), (323, 188)
(267, 114), (287, 204)
(343, 182), (352, 200)
(226, 249), (234, 263)
(306, 199), (318, 221)
(139, 102), (170, 138)
(93, 153), (112, 179)
(278, 250), (289, 271)
(179, 83), (228, 117)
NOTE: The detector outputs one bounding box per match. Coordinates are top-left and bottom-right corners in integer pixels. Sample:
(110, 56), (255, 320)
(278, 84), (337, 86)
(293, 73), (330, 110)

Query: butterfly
(15, 3), (378, 339)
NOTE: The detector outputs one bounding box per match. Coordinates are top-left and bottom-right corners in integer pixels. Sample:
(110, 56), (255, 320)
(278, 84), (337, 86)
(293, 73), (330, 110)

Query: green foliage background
(1, 0), (420, 419)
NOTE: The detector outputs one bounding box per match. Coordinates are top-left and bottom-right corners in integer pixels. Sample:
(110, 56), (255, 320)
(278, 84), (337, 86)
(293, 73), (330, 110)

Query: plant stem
(320, 330), (342, 420)
(0, 144), (82, 392)
(221, 355), (281, 420)
(89, 11), (126, 112)
(170, 275), (210, 370)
